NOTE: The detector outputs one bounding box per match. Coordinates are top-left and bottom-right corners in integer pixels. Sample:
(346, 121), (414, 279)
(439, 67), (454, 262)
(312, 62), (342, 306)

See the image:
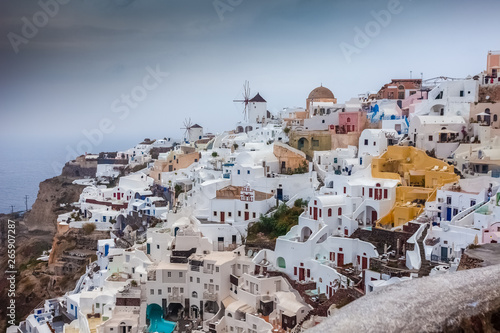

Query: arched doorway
(298, 137), (309, 151)
(116, 214), (126, 231)
(301, 226), (313, 242)
(276, 257), (286, 269)
(191, 305), (199, 319)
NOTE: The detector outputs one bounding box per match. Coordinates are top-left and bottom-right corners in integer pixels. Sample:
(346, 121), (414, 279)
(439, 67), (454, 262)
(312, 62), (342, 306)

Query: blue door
(446, 207), (452, 221)
(441, 247), (448, 262)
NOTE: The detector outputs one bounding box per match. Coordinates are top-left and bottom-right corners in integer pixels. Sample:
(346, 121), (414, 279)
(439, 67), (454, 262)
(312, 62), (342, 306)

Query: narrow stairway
(417, 224), (433, 277)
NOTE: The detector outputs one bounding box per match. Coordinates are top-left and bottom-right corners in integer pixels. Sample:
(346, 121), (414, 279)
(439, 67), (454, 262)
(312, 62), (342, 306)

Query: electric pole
(24, 195), (29, 211)
(10, 205), (14, 214)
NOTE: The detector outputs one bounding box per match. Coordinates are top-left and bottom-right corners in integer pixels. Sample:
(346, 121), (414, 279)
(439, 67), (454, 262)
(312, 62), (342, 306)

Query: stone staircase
(417, 224), (432, 277)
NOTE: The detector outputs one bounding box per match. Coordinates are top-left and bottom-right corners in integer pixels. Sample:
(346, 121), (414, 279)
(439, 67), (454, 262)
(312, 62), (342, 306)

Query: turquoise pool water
(147, 305), (176, 333)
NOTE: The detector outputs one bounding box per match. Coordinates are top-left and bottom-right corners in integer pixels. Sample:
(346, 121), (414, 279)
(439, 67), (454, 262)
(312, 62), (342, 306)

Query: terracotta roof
(308, 86), (335, 100)
(250, 93), (266, 103)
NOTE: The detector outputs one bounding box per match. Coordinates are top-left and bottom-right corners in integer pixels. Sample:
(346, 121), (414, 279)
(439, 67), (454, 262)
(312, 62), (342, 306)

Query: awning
(222, 296), (236, 308)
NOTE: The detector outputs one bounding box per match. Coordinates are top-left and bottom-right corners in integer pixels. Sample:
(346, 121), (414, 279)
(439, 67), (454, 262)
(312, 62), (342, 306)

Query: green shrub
(82, 223), (96, 235)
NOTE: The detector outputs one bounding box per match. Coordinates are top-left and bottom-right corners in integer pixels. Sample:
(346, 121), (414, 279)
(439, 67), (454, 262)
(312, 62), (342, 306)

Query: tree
(174, 184), (184, 199)
(212, 151), (218, 157)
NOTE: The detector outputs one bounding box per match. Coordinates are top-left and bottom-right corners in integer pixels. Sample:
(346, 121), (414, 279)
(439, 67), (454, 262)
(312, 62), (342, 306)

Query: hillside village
(14, 50), (500, 333)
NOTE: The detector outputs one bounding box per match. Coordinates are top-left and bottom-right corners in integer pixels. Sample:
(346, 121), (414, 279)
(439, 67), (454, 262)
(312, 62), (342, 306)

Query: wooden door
(313, 207), (318, 220)
(220, 212), (225, 223)
(337, 253), (344, 267)
(299, 268), (305, 281)
(244, 211), (249, 221)
(362, 257), (368, 270)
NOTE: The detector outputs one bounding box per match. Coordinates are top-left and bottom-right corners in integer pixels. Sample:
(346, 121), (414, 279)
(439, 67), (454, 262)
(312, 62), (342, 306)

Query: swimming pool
(147, 304), (176, 333)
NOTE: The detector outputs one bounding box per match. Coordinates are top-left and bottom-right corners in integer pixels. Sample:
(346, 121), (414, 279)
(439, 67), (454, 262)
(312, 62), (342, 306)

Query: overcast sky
(1, 0), (498, 148)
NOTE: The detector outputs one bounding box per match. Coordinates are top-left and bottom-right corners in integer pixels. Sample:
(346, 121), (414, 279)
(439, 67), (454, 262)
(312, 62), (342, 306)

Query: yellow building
(373, 146), (459, 229)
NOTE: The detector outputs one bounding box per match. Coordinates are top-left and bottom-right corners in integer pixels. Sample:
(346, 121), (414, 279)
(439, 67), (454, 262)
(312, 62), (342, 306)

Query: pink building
(402, 90), (428, 117)
(336, 111), (365, 134)
(482, 222), (500, 244)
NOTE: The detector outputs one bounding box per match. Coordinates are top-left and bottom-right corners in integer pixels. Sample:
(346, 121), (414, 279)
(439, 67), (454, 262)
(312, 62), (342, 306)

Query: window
(216, 266), (219, 273)
(157, 244), (160, 249)
(197, 278), (200, 283)
(347, 117), (351, 123)
(470, 200), (476, 206)
(213, 211), (217, 216)
(460, 90), (464, 97)
(369, 188), (373, 198)
(96, 303), (100, 308)
(228, 212), (232, 217)
(428, 135), (433, 142)
(312, 139), (319, 147)
(364, 139), (368, 146)
(192, 291), (198, 298)
(168, 272), (171, 278)
(338, 207), (342, 215)
(245, 204), (249, 209)
(150, 289), (154, 295)
(180, 288), (184, 293)
(453, 208), (458, 216)
(494, 115), (498, 122)
(216, 285), (219, 291)
(384, 189), (388, 199)
(253, 212), (256, 218)
(328, 208), (332, 217)
(237, 170), (240, 175)
(158, 289), (162, 295)
(190, 277), (193, 282)
(343, 187), (346, 194)
(179, 272), (183, 278)
(446, 197), (452, 205)
(247, 170), (250, 174)
(362, 187), (365, 196)
(238, 211), (241, 217)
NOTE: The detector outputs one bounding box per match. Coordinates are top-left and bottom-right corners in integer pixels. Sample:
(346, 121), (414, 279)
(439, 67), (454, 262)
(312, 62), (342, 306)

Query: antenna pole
(10, 205), (15, 214)
(25, 195), (29, 211)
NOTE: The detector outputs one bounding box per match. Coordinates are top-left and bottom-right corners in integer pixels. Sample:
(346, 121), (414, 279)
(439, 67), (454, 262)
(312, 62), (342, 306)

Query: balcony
(168, 294), (184, 303)
(203, 291), (218, 301)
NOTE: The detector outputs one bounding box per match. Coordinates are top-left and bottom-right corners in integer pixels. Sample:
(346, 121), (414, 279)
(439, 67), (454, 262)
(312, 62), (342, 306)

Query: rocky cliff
(24, 176), (85, 234)
(0, 175), (89, 331)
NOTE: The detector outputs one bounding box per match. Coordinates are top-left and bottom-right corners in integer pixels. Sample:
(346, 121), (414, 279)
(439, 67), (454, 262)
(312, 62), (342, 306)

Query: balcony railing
(203, 291), (218, 301)
(168, 294), (183, 303)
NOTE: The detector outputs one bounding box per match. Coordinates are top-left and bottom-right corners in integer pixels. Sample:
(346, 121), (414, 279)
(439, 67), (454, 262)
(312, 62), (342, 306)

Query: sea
(0, 135), (141, 214)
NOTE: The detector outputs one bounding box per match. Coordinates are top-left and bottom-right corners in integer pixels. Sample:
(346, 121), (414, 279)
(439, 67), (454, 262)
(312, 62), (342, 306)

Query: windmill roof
(250, 93), (266, 103)
(191, 124), (202, 128)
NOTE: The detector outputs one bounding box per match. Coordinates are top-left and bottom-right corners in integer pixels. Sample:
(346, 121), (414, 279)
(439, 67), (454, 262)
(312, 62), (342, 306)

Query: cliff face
(0, 175), (86, 331)
(24, 176), (85, 234)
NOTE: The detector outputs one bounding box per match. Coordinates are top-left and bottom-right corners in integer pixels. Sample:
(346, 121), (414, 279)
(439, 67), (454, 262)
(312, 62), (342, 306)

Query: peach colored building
(377, 79), (422, 100)
(482, 222), (500, 244)
(487, 51), (500, 78)
(273, 141), (307, 174)
(150, 150), (201, 182)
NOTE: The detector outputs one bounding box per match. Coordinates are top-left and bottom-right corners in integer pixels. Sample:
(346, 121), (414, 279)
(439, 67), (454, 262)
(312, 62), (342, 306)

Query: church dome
(308, 86), (335, 100)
